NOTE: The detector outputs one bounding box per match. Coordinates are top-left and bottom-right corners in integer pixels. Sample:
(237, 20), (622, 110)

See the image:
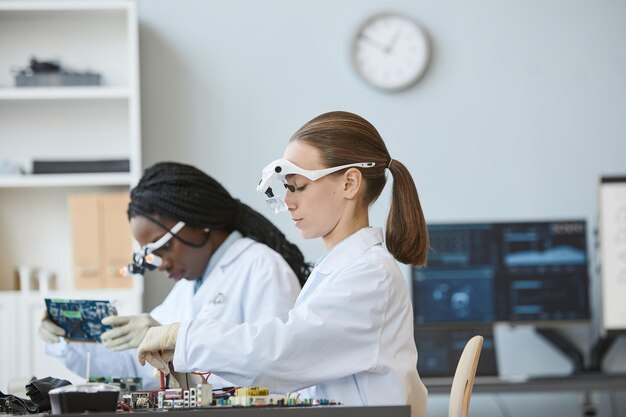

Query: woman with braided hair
(40, 161), (306, 389)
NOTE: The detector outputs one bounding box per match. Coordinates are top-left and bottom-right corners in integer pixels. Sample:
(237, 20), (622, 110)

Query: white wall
(137, 1), (626, 416)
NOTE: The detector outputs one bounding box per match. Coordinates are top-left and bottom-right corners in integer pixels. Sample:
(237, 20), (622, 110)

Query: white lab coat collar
(315, 227), (384, 275)
(214, 237), (255, 270)
(194, 236), (257, 296)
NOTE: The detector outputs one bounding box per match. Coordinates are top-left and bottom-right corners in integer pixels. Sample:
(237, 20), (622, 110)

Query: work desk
(424, 372), (626, 394)
(1, 406), (410, 417)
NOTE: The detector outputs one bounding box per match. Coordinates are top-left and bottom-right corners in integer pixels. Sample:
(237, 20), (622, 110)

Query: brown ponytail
(290, 111), (429, 266)
(386, 159), (429, 266)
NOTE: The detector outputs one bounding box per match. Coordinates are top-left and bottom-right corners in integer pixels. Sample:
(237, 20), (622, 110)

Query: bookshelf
(0, 0), (142, 390)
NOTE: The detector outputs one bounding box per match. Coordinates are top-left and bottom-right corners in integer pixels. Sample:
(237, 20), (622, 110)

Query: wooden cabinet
(69, 192), (132, 289)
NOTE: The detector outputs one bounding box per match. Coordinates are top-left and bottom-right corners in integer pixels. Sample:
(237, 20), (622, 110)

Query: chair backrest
(448, 335), (483, 417)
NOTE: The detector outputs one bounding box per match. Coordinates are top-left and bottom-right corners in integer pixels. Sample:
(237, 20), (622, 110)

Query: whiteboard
(599, 177), (626, 333)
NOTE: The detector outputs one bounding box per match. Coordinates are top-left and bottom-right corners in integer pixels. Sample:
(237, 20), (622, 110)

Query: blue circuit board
(45, 299), (117, 342)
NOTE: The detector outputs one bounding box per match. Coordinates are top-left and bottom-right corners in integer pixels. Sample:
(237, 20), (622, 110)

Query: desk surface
(424, 372), (626, 394)
(6, 406), (410, 417)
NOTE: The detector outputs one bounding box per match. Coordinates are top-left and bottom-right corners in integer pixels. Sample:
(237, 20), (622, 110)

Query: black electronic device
(412, 220), (591, 326)
(415, 326), (498, 378)
(14, 57), (102, 87)
(49, 383), (120, 414)
(32, 159), (130, 174)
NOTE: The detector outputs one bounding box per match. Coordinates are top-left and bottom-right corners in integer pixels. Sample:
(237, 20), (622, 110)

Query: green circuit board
(45, 298), (117, 342)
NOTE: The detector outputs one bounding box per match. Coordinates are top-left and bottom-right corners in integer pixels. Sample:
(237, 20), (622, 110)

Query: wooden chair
(448, 335), (483, 417)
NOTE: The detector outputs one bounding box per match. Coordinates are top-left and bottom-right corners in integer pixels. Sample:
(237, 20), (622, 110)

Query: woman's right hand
(38, 309), (66, 343)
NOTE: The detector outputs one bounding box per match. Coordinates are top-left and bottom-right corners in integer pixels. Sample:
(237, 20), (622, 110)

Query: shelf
(0, 87), (131, 101)
(0, 172), (133, 188)
(0, 1), (132, 12)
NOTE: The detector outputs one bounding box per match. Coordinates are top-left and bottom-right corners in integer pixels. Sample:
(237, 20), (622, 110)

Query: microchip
(45, 299), (117, 342)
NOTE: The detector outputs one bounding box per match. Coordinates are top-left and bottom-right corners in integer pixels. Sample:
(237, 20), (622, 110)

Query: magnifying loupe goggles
(119, 221), (185, 278)
(256, 158), (376, 214)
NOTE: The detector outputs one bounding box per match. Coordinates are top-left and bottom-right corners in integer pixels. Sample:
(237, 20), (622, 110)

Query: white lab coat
(46, 237), (301, 389)
(174, 227), (427, 417)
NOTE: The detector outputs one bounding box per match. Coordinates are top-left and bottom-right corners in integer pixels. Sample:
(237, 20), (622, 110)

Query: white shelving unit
(0, 86), (131, 100)
(0, 0), (142, 390)
(0, 0), (141, 288)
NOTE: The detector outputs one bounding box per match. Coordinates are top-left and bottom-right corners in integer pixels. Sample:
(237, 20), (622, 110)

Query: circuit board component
(45, 299), (117, 342)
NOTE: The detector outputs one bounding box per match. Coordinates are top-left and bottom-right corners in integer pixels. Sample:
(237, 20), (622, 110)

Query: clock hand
(384, 29), (402, 54)
(359, 34), (387, 52)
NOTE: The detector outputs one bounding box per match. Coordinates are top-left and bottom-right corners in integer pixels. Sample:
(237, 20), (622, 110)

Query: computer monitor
(414, 326), (498, 378)
(412, 220), (591, 326)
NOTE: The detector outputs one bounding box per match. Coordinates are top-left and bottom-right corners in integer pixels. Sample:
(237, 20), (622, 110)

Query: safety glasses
(120, 221), (186, 278)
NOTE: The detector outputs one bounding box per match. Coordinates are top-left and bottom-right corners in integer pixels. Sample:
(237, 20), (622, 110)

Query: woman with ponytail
(41, 162), (306, 389)
(139, 112), (429, 417)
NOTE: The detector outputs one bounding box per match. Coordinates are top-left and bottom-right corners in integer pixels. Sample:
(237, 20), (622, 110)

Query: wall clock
(352, 13), (430, 92)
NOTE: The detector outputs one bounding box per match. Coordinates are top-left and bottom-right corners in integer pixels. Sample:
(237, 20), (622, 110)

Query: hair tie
(387, 158), (394, 170)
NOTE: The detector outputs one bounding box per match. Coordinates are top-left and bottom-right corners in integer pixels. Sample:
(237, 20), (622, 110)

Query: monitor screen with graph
(412, 220), (591, 326)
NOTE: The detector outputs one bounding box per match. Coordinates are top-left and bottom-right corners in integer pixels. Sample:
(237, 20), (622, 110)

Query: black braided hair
(128, 161), (310, 286)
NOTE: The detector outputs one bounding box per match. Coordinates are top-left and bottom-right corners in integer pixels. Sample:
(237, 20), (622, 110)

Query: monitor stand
(535, 328), (624, 373)
(589, 332), (623, 372)
(534, 328), (585, 373)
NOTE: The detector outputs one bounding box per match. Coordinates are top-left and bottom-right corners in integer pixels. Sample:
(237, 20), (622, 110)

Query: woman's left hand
(137, 323), (181, 374)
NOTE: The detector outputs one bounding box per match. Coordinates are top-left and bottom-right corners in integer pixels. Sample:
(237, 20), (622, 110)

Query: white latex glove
(137, 323), (180, 375)
(101, 313), (160, 351)
(38, 309), (66, 343)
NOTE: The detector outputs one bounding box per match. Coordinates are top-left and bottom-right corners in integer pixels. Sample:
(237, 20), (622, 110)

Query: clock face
(352, 13), (430, 92)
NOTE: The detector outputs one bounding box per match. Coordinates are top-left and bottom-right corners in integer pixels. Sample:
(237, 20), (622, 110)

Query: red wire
(192, 371), (212, 384)
(159, 370), (165, 391)
(158, 350), (166, 390)
(116, 401), (130, 411)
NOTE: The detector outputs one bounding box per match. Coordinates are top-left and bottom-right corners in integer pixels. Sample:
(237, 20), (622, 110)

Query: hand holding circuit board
(44, 299), (118, 342)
